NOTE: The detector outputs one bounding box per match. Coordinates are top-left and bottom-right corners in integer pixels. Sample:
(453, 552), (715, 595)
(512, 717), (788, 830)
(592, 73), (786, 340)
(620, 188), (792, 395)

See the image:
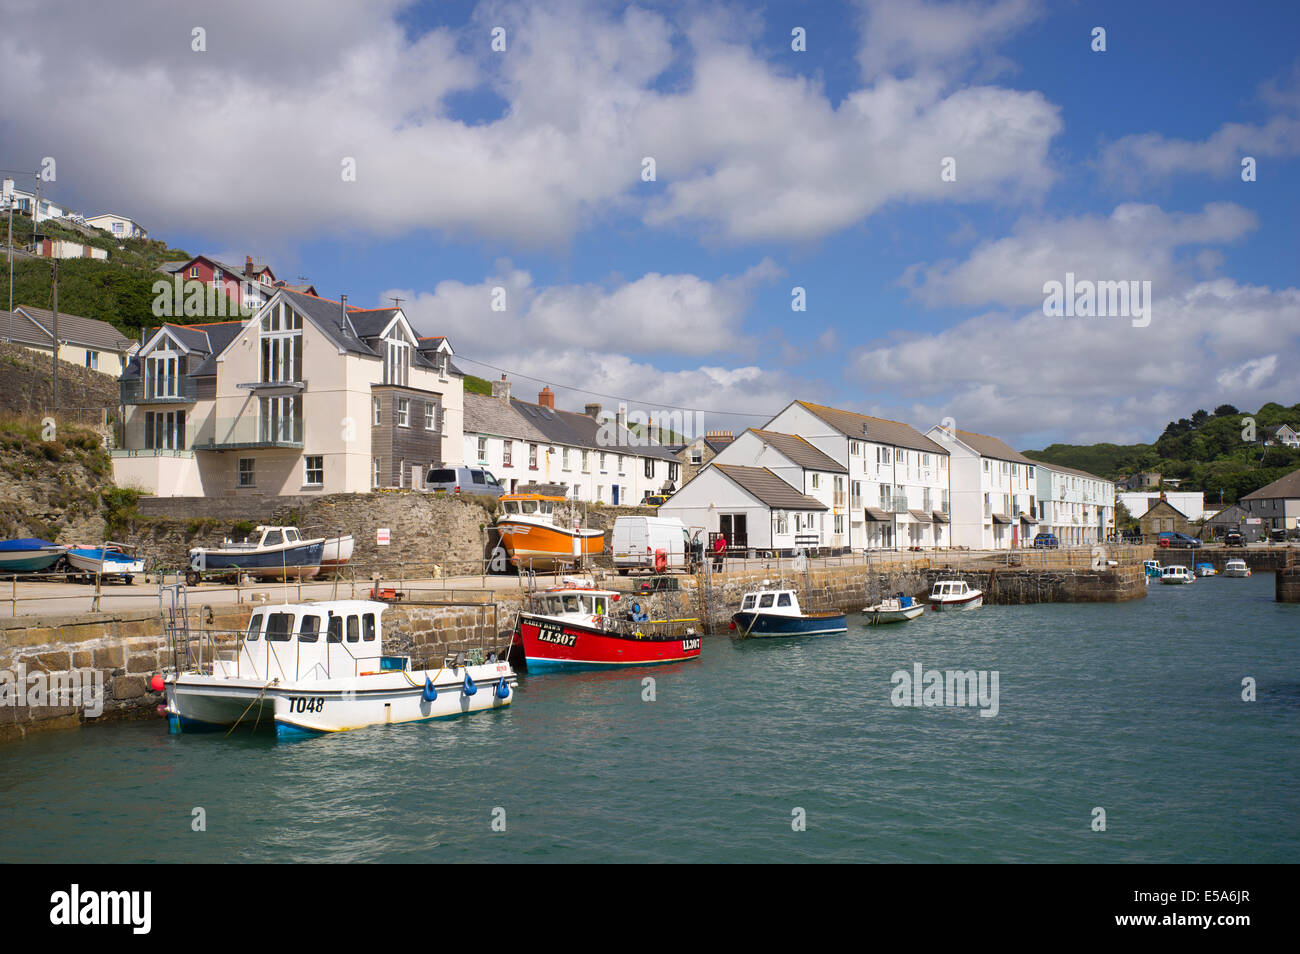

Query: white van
(612, 516), (702, 573)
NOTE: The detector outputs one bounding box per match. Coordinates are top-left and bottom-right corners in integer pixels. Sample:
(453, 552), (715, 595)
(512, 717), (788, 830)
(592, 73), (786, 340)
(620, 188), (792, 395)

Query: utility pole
(50, 260), (58, 409)
(6, 194), (12, 340)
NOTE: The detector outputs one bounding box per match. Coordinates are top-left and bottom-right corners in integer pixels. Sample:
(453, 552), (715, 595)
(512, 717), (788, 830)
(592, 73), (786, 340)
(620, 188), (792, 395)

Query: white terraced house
(112, 289), (464, 497)
(461, 378), (681, 503)
(761, 401), (951, 550)
(1034, 463), (1117, 545)
(698, 428), (850, 551)
(925, 426), (1039, 550)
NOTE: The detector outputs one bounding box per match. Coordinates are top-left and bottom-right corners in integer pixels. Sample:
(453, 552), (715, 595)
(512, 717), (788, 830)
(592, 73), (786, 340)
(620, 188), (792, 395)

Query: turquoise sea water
(1, 573), (1296, 863)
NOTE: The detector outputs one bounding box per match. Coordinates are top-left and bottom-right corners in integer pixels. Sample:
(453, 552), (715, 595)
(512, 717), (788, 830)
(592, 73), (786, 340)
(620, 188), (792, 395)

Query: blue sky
(2, 0), (1298, 447)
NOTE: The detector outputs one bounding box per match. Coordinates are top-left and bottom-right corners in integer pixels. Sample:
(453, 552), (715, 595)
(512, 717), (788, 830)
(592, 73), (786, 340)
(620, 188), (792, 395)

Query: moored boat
(1195, 562), (1216, 577)
(187, 525), (324, 583)
(495, 494), (604, 571)
(0, 538), (67, 573)
(65, 543), (145, 582)
(1223, 559), (1251, 578)
(731, 584), (847, 638)
(928, 580), (983, 611)
(1143, 559), (1162, 581)
(862, 593), (925, 624)
(512, 583), (701, 671)
(165, 599), (516, 738)
(1160, 565), (1195, 585)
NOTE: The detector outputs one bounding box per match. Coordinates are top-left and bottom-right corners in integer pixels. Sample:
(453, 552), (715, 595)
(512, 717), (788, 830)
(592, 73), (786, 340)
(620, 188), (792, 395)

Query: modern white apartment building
(925, 426), (1039, 550)
(763, 401), (951, 549)
(1036, 463), (1117, 545)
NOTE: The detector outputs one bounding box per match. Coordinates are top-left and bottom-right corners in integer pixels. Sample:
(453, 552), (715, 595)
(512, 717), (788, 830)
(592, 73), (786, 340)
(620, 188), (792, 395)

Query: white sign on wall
(377, 528), (391, 545)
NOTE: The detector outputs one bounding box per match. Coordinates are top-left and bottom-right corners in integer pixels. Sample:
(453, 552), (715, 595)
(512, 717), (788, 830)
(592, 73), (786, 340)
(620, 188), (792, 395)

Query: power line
(453, 353), (775, 418)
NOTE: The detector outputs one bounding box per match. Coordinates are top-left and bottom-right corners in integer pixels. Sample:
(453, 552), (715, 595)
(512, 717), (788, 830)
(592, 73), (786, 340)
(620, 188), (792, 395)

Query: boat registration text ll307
(682, 638), (700, 651)
(535, 620), (579, 647)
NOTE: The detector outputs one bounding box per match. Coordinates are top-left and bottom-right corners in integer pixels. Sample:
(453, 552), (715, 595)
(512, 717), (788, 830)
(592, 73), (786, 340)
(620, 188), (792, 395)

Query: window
(260, 302), (302, 384)
(600, 453), (608, 472)
(259, 395), (301, 443)
(582, 451), (590, 473)
(563, 448), (571, 471)
(835, 514), (844, 534)
(777, 593), (792, 607)
(425, 403), (435, 430)
(811, 473), (820, 489)
(266, 613), (292, 641)
(503, 441), (513, 468)
(146, 353), (180, 398)
(529, 444), (538, 469)
(144, 410), (187, 450)
(396, 397), (409, 427)
(297, 615), (320, 643)
(690, 449), (702, 465)
(327, 616), (343, 642)
(759, 594), (775, 608)
(346, 616), (360, 643)
(373, 397), (381, 425)
(373, 458), (381, 488)
(644, 457), (654, 478)
(776, 511), (788, 534)
(478, 437), (488, 462)
(85, 350), (97, 369)
(383, 333), (410, 386)
(363, 614), (376, 641)
(668, 462), (679, 481)
(189, 266), (198, 278)
(877, 446), (891, 465)
(851, 440), (863, 456)
(246, 614), (263, 641)
(238, 458), (255, 487)
(304, 456), (323, 486)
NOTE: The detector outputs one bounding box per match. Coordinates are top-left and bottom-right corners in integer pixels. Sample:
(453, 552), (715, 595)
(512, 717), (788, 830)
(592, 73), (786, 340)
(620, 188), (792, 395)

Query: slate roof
(1034, 459), (1107, 481)
(711, 464), (827, 510)
(10, 305), (133, 352)
(510, 399), (679, 460)
(952, 428), (1037, 465)
(464, 392), (549, 441)
(1241, 466), (1300, 501)
(122, 320), (245, 379)
(794, 401), (947, 455)
(747, 428), (847, 473)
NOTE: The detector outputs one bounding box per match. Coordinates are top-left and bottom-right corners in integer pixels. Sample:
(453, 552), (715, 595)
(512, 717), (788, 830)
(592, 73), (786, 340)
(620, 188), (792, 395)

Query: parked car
(1223, 530), (1245, 547)
(1158, 531), (1202, 548)
(642, 494), (671, 508)
(424, 466), (506, 497)
(1032, 532), (1060, 549)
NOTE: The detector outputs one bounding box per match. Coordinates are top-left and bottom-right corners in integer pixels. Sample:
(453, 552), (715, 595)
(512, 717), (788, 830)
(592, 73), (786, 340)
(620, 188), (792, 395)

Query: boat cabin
(528, 587), (638, 624)
(930, 580), (973, 599)
(1160, 566), (1193, 582)
(500, 495), (563, 519)
(224, 525), (306, 549)
(738, 588), (804, 617)
(217, 600), (400, 681)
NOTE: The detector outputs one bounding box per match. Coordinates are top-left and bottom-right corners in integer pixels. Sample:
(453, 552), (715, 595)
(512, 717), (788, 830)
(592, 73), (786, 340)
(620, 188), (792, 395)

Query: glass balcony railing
(192, 415), (304, 451)
(120, 377), (198, 405)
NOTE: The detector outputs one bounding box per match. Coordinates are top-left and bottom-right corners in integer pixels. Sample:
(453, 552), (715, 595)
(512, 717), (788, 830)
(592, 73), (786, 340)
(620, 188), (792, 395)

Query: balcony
(237, 379), (306, 396)
(833, 492), (847, 508)
(194, 415), (304, 451)
(120, 377), (198, 405)
(883, 496), (909, 513)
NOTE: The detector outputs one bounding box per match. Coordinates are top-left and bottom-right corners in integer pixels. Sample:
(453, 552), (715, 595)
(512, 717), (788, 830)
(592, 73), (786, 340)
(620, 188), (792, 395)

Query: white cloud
(848, 278), (1300, 446)
(855, 0), (1042, 81)
(0, 0), (1062, 246)
(1099, 115), (1300, 187)
(903, 202), (1258, 307)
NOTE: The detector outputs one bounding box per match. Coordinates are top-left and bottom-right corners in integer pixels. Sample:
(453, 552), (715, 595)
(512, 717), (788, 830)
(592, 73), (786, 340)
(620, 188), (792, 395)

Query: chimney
(492, 373), (512, 404)
(244, 255), (254, 277)
(616, 403), (627, 431)
(706, 429), (734, 443)
(538, 386), (555, 409)
(584, 403), (602, 419)
(340, 294), (348, 332)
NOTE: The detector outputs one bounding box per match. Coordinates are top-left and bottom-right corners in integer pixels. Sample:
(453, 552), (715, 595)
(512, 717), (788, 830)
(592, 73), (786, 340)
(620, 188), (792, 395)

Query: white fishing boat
(1223, 559), (1251, 578)
(928, 580), (983, 611)
(65, 543), (145, 582)
(730, 583), (847, 637)
(1160, 565), (1195, 585)
(862, 594), (926, 624)
(321, 534), (354, 568)
(164, 599), (516, 739)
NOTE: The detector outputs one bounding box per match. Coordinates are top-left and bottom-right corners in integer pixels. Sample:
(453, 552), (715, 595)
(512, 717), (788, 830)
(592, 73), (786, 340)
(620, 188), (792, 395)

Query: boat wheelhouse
(511, 583), (701, 671)
(495, 494), (605, 571)
(165, 599), (516, 738)
(928, 580), (983, 611)
(187, 525), (325, 583)
(730, 584), (847, 638)
(1160, 565), (1195, 585)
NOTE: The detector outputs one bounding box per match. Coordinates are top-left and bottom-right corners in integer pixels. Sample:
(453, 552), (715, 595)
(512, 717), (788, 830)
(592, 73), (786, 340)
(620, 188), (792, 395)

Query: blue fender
(422, 677), (438, 702)
(463, 672), (477, 696)
(495, 677), (510, 699)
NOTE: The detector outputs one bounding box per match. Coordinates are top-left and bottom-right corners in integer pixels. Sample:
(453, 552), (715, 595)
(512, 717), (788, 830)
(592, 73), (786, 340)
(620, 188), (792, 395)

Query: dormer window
(260, 302), (302, 383)
(383, 329), (410, 386)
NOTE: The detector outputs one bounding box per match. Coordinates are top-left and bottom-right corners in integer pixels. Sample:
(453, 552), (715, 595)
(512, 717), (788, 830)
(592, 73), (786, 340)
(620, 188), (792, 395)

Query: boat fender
(463, 672), (477, 696)
(495, 677), (510, 699)
(422, 677), (438, 702)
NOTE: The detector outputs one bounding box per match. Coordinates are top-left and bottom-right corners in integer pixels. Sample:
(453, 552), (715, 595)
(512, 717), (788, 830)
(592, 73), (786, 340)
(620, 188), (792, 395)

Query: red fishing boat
(511, 584), (701, 672)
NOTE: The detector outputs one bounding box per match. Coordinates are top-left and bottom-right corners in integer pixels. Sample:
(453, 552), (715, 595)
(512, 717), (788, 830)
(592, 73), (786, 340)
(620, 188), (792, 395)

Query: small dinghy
(730, 583), (846, 638)
(862, 593), (925, 624)
(65, 543), (145, 582)
(165, 599), (517, 738)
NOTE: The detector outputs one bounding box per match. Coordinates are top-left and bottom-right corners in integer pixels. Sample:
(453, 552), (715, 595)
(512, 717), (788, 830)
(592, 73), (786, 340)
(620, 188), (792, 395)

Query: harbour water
(1, 573), (1295, 863)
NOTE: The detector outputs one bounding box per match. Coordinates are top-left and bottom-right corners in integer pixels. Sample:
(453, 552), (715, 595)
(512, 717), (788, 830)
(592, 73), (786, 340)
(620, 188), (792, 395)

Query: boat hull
(189, 540), (324, 580)
(731, 611), (848, 637)
(863, 604), (926, 624)
(65, 549), (145, 578)
(321, 534), (354, 567)
(512, 613), (700, 671)
(0, 548), (65, 572)
(929, 594), (983, 611)
(497, 521), (604, 570)
(166, 661), (516, 737)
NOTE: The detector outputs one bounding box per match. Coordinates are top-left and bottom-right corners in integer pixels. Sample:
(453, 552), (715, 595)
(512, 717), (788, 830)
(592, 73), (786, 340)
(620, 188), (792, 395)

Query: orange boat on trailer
(495, 494), (605, 570)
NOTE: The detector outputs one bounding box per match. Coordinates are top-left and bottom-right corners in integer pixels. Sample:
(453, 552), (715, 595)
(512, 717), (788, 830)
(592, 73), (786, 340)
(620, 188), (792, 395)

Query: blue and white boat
(1195, 562), (1216, 577)
(164, 599), (516, 738)
(188, 525), (325, 582)
(0, 538), (67, 572)
(66, 543), (145, 582)
(862, 593), (925, 624)
(731, 584), (847, 638)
